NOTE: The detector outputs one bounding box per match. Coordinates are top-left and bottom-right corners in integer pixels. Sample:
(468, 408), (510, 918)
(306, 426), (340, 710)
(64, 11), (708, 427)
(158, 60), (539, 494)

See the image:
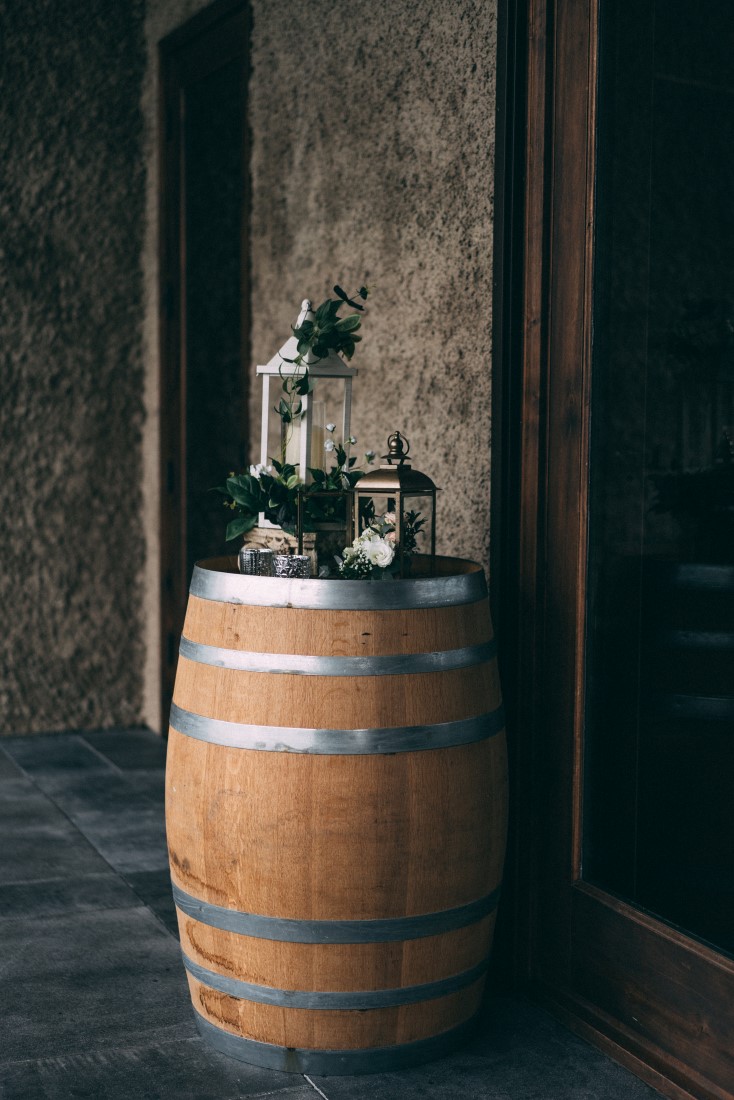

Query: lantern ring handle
(384, 430), (410, 465)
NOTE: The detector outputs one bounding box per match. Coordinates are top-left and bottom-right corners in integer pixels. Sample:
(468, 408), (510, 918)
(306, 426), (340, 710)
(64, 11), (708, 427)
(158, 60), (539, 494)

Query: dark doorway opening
(159, 0), (250, 732)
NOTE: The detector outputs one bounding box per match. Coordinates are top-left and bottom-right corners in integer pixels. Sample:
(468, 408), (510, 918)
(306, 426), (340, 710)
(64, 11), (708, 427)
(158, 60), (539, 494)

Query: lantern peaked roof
(356, 431), (438, 494)
(257, 298), (358, 377)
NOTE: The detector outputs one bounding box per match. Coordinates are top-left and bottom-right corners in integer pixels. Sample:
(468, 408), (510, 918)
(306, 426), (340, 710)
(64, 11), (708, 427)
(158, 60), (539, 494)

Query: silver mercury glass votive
(238, 547), (261, 575)
(257, 549), (274, 576)
(272, 553), (312, 579)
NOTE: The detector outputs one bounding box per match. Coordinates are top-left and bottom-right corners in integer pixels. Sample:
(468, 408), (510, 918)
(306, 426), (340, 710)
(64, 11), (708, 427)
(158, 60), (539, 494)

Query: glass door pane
(584, 0), (734, 953)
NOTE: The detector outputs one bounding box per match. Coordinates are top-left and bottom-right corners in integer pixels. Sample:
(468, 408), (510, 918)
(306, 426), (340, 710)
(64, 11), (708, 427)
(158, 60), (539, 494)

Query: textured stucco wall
(249, 0), (497, 570)
(0, 1), (147, 733)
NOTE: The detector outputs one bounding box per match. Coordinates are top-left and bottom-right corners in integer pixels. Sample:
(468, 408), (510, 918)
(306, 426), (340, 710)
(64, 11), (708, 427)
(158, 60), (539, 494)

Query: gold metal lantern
(353, 431), (438, 577)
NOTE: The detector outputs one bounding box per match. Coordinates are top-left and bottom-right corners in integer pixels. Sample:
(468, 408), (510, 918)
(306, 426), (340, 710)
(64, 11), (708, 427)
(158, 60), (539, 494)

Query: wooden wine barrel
(165, 554), (507, 1074)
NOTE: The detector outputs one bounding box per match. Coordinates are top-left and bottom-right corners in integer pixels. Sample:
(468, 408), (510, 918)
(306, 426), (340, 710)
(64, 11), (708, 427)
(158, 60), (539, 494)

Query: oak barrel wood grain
(165, 555), (507, 1072)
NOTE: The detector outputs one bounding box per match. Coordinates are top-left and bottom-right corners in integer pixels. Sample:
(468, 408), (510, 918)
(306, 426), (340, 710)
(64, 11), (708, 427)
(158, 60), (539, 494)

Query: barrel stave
(166, 733), (506, 920)
(187, 974), (485, 1050)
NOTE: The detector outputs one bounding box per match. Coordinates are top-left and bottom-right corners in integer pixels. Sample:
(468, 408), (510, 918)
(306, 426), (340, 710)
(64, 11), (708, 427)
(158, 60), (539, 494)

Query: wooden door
(494, 1), (734, 1096)
(159, 0), (250, 731)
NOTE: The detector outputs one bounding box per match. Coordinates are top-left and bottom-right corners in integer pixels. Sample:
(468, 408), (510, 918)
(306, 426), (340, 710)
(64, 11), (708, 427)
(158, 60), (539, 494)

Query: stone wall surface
(1, 0), (497, 734)
(249, 0), (497, 570)
(0, 1), (147, 732)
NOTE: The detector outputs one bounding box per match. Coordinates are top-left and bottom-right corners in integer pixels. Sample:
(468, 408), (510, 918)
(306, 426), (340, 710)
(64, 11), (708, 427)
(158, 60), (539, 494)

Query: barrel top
(190, 555), (488, 610)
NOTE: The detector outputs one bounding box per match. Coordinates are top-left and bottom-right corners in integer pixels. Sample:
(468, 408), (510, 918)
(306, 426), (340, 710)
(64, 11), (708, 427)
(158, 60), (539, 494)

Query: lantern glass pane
(355, 491), (397, 538)
(403, 494), (434, 559)
(264, 376), (350, 475)
(312, 377), (349, 464)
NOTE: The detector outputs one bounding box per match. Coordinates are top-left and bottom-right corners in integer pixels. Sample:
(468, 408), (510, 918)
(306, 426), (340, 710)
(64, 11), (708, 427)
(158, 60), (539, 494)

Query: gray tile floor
(0, 729), (662, 1100)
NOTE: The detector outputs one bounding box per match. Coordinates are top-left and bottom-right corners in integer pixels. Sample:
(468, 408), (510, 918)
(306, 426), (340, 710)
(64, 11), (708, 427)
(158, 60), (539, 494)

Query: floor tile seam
(0, 899), (157, 928)
(15, 780), (126, 871)
(0, 1030), (205, 1072)
(0, 871), (127, 889)
(1, 770), (172, 920)
(119, 871), (181, 941)
(57, 782), (169, 814)
(236, 1087), (324, 1100)
(26, 779), (166, 859)
(2, 734), (117, 775)
(0, 1045), (320, 1097)
(76, 735), (127, 776)
(303, 1074), (331, 1100)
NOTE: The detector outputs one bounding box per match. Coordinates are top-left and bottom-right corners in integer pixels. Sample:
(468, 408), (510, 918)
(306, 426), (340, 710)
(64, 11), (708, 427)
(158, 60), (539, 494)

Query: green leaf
(225, 477), (260, 509)
(333, 285), (365, 311)
(335, 314), (361, 333)
(286, 474), (300, 489)
(226, 515), (251, 540)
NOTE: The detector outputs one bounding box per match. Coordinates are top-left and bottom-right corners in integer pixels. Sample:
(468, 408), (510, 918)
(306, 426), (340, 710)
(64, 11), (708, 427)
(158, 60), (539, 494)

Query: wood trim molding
(157, 0), (250, 733)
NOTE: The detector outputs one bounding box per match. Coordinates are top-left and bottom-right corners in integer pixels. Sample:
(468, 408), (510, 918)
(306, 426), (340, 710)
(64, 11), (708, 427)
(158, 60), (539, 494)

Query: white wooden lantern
(256, 300), (357, 484)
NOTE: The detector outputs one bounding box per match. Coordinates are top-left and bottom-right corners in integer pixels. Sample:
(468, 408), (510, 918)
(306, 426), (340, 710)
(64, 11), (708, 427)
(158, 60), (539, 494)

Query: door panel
(159, 0), (249, 731)
(501, 1), (734, 1095)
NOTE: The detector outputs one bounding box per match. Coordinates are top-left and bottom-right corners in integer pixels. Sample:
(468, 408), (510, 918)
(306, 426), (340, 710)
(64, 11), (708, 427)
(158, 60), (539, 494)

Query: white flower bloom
(249, 463), (273, 479)
(347, 435), (357, 445)
(382, 511), (396, 525)
(326, 422), (336, 433)
(363, 536), (395, 569)
(364, 450), (376, 463)
(324, 439), (335, 452)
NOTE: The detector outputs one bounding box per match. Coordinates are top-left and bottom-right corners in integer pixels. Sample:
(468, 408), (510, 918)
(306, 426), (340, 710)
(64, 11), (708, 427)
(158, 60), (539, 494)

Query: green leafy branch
(213, 443), (373, 541)
(288, 285), (369, 365)
(275, 284), (369, 465)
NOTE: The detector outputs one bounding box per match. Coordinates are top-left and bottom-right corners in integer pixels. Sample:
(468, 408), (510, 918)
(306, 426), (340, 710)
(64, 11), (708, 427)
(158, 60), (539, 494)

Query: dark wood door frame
(492, 3), (734, 1097)
(158, 0), (250, 733)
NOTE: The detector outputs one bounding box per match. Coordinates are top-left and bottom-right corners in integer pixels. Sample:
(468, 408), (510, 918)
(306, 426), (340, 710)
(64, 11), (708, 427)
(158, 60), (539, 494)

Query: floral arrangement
(336, 510), (425, 579)
(213, 281), (429, 580)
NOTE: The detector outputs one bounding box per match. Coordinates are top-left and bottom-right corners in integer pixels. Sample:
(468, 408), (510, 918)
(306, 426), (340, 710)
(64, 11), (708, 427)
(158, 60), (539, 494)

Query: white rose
(324, 439), (335, 452)
(326, 422), (336, 432)
(364, 536), (395, 569)
(249, 463), (273, 479)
